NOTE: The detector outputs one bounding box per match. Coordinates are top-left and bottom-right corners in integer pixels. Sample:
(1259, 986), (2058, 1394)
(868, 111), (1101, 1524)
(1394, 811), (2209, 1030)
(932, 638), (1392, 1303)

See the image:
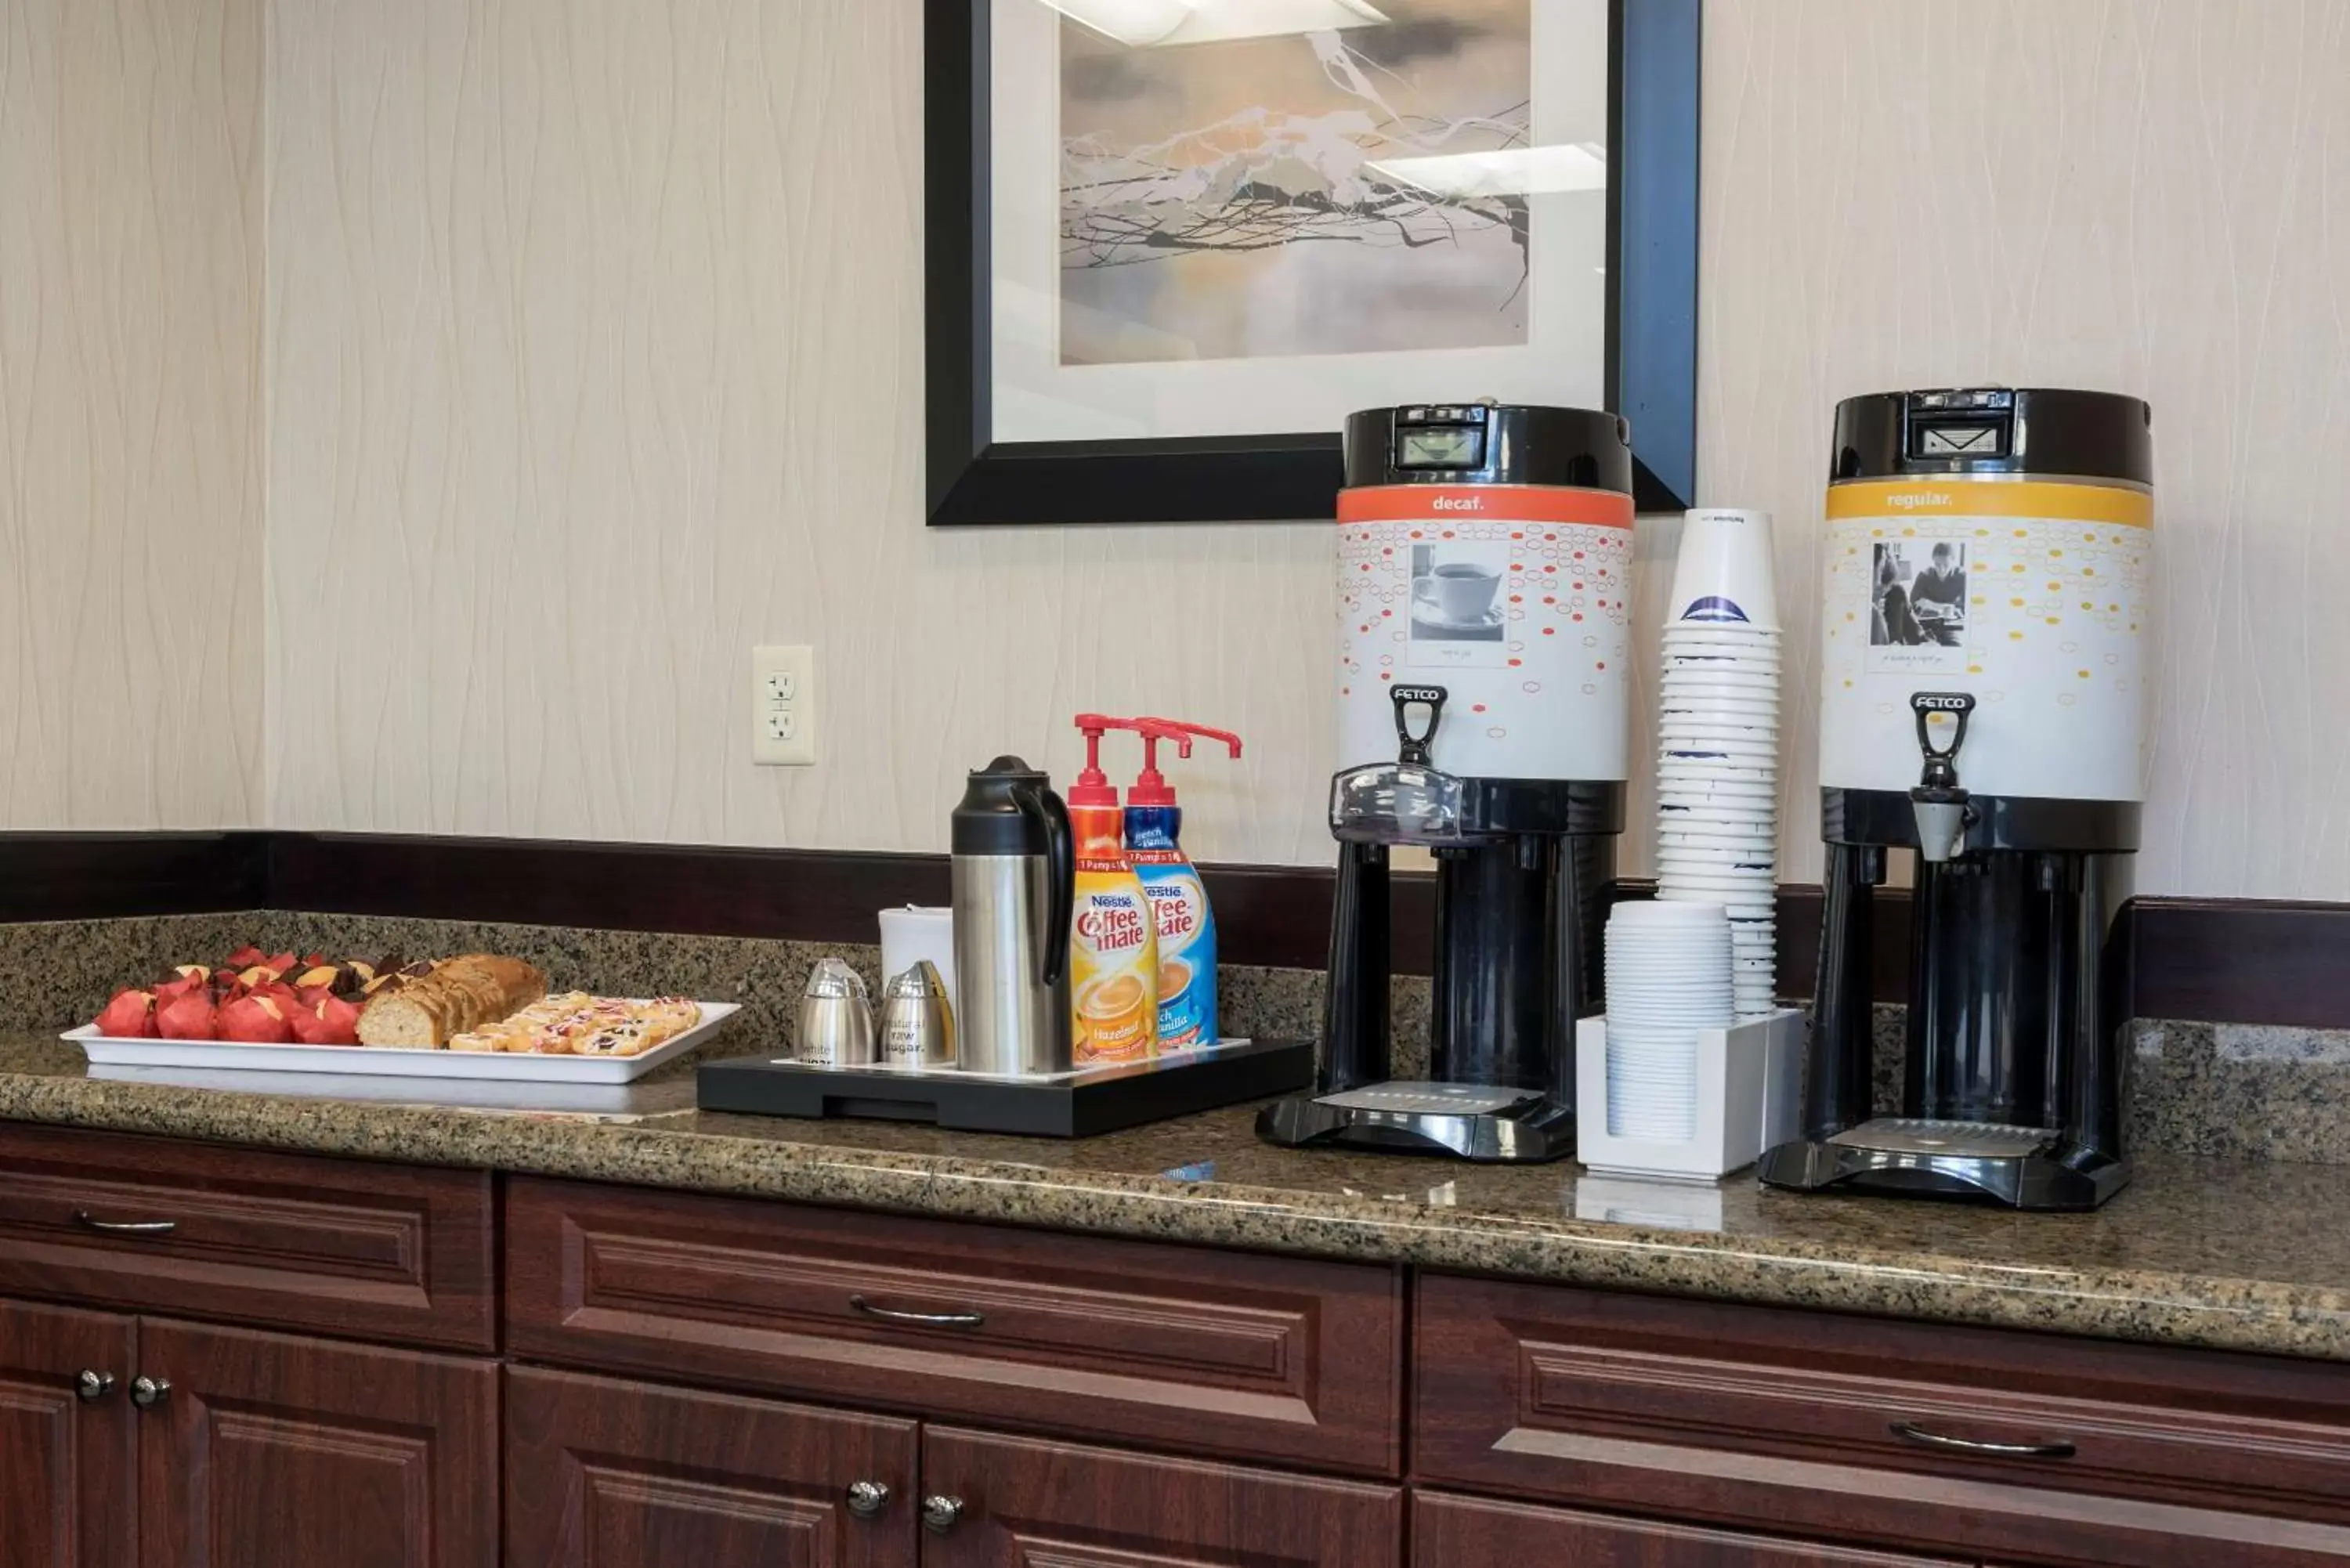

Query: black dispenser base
(696, 1038), (1311, 1138)
(1256, 1084), (1576, 1163)
(1756, 1121), (2130, 1211)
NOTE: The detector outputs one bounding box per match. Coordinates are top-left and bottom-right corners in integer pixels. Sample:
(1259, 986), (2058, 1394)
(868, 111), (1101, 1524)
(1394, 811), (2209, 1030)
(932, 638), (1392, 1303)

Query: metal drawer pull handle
(77, 1370), (116, 1401)
(1890, 1420), (2076, 1459)
(130, 1376), (171, 1408)
(849, 1294), (985, 1329)
(921, 1495), (964, 1534)
(845, 1480), (891, 1518)
(74, 1212), (176, 1236)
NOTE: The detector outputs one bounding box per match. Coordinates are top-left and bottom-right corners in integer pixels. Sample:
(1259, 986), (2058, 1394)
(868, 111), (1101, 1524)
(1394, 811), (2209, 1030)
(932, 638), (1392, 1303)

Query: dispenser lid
(1830, 387), (2152, 486)
(952, 757), (1059, 855)
(1343, 403), (1635, 493)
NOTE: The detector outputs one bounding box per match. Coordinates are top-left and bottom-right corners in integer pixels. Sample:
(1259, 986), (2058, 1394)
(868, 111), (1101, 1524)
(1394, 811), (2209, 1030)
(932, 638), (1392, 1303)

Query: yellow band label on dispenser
(1827, 480), (2152, 528)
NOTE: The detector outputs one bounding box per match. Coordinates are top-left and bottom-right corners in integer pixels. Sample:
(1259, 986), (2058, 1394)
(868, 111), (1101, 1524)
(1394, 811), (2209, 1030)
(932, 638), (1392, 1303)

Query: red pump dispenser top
(1126, 724), (1200, 808)
(1069, 714), (1197, 807)
(1130, 719), (1244, 807)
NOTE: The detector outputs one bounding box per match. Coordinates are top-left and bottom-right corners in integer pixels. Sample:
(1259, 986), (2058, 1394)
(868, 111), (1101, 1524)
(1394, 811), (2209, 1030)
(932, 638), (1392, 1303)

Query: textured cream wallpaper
(0, 0), (263, 828)
(1695, 0), (2350, 896)
(261, 0), (1333, 864)
(258, 0), (2350, 898)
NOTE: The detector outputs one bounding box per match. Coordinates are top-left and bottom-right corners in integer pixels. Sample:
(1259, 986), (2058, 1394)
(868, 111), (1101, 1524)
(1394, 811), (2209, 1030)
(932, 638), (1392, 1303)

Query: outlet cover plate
(751, 645), (816, 765)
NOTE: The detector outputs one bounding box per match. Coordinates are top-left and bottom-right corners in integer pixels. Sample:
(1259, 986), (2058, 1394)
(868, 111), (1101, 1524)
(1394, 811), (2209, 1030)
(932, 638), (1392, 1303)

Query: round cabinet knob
(844, 1480), (891, 1519)
(76, 1370), (115, 1402)
(129, 1376), (171, 1408)
(920, 1495), (964, 1535)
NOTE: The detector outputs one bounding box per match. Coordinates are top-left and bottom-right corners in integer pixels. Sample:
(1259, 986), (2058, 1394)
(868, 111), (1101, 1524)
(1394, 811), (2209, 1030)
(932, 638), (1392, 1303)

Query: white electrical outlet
(750, 645), (817, 765)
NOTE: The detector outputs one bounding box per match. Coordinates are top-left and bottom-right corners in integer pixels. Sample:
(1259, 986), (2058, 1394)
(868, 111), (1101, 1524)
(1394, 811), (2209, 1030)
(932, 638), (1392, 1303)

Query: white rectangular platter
(63, 1000), (739, 1085)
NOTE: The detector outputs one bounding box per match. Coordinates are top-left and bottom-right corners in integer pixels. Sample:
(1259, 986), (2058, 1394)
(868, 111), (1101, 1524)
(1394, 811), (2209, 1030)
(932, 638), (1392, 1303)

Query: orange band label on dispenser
(1337, 484), (1635, 528)
(1828, 479), (2153, 528)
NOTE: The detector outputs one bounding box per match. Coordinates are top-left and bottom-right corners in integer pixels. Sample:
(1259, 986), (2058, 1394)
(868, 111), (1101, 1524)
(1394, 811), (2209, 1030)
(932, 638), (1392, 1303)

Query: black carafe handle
(1018, 785), (1076, 988)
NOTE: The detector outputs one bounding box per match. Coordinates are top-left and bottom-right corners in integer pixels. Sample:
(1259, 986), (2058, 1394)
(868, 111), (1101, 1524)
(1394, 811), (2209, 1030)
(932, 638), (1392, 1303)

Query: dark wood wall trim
(0, 833), (269, 922)
(2133, 899), (2350, 1031)
(272, 837), (1441, 980)
(0, 832), (2339, 1027)
(265, 834), (952, 944)
(1198, 864), (1430, 976)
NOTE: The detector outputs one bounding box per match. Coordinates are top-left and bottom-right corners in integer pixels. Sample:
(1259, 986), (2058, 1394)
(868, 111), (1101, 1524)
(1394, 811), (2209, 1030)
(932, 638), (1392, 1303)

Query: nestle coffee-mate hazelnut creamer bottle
(1066, 715), (1159, 1064)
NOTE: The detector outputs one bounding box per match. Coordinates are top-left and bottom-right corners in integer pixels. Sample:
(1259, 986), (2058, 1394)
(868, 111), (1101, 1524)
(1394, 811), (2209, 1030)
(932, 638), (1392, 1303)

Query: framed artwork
(925, 0), (1698, 526)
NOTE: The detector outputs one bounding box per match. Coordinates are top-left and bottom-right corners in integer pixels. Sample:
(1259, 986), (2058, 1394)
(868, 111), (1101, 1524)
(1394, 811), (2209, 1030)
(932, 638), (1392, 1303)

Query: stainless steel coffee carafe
(950, 757), (1076, 1075)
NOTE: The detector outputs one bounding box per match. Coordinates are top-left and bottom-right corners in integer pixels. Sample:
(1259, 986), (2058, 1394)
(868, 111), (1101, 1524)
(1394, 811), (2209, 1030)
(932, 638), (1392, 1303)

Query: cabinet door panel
(506, 1366), (916, 1567)
(136, 1319), (495, 1568)
(0, 1299), (136, 1568)
(920, 1425), (1399, 1567)
(1414, 1492), (1964, 1567)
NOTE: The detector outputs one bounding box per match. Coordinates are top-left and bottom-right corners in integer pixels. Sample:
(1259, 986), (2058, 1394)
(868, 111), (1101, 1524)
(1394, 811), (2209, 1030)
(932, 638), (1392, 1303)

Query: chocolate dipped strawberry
(155, 992), (219, 1040)
(156, 977), (210, 1013)
(94, 989), (157, 1038)
(218, 994), (294, 1044)
(290, 995), (361, 1046)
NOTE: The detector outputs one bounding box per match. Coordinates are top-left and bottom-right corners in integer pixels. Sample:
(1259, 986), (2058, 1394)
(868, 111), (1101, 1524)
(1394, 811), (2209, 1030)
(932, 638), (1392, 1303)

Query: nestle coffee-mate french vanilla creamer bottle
(1066, 715), (1159, 1064)
(1124, 717), (1243, 1051)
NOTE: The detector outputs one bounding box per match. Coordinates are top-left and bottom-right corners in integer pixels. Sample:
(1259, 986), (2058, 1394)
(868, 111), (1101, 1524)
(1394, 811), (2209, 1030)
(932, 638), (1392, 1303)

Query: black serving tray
(695, 1038), (1312, 1137)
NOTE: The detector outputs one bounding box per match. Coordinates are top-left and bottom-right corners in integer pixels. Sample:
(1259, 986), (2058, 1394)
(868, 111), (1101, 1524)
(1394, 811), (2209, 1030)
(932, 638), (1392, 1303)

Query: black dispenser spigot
(1391, 685), (1446, 765)
(1909, 692), (1976, 862)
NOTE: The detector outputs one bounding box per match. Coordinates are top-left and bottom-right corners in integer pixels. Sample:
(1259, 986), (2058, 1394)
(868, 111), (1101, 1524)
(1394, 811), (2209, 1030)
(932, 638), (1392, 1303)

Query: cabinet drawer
(1412, 1492), (1964, 1566)
(1416, 1274), (2350, 1568)
(505, 1176), (1404, 1475)
(0, 1124), (494, 1352)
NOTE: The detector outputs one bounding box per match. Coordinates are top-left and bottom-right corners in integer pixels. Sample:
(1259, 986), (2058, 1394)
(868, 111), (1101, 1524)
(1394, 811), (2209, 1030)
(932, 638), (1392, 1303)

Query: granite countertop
(4, 1031), (2348, 1363)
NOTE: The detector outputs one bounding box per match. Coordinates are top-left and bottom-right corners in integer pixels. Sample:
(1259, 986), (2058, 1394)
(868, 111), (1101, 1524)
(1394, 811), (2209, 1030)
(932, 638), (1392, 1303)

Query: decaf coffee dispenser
(1258, 403), (1636, 1162)
(1758, 388), (2153, 1209)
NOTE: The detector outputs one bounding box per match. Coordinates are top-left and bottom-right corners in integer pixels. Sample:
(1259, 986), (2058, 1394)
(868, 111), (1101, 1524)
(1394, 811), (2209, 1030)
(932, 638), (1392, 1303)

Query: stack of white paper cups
(1655, 509), (1781, 1019)
(1602, 900), (1734, 1140)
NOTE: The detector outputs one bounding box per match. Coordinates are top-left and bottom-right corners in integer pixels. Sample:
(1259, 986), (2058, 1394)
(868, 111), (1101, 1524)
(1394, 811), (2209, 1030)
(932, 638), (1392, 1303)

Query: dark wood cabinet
(0, 1124), (495, 1353)
(505, 1366), (917, 1566)
(917, 1425), (1401, 1566)
(0, 1299), (137, 1568)
(1413, 1492), (1966, 1566)
(12, 1125), (2350, 1568)
(136, 1318), (497, 1568)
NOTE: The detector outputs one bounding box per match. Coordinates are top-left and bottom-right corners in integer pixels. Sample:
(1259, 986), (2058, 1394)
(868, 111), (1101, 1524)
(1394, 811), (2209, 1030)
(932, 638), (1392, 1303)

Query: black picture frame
(925, 0), (1700, 526)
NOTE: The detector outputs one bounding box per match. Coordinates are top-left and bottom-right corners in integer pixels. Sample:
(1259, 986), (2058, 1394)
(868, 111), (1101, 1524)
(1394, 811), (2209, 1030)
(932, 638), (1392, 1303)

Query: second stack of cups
(1655, 508), (1781, 1019)
(1603, 900), (1733, 1140)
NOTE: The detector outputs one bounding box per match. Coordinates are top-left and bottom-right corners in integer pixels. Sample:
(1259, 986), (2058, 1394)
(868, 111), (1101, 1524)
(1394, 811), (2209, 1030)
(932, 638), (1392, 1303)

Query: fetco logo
(1887, 491), (1952, 510)
(1430, 496), (1483, 511)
